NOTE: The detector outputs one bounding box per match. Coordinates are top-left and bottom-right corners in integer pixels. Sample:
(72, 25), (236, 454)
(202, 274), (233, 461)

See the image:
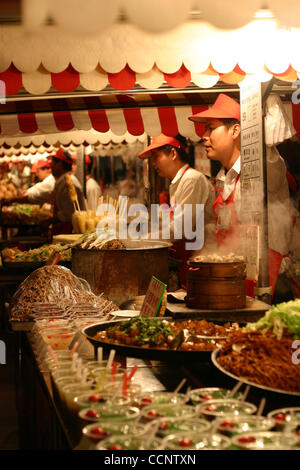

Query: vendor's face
(150, 148), (174, 179)
(202, 119), (239, 164)
(36, 167), (51, 181)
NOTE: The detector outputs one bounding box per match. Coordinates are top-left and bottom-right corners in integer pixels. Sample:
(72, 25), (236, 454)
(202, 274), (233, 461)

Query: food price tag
(140, 276), (167, 317)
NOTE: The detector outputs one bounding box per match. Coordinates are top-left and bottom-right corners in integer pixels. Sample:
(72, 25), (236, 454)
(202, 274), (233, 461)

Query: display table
(11, 326), (300, 450)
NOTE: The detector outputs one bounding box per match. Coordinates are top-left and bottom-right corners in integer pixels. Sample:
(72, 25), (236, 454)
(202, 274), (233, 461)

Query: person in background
(26, 160), (55, 206)
(72, 154), (101, 211)
(49, 149), (85, 235)
(3, 160), (55, 207)
(2, 150), (85, 236)
(189, 93), (292, 298)
(138, 134), (215, 286)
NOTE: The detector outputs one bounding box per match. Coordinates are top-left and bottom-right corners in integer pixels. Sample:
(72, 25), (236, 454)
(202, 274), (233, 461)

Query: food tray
(82, 319), (228, 363)
(211, 349), (300, 397)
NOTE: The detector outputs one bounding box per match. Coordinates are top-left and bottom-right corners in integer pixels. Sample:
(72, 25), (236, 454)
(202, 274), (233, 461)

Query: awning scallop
(0, 22), (299, 96)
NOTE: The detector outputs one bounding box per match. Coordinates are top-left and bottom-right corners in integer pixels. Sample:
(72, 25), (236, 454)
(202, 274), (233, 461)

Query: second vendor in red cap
(139, 134), (215, 287)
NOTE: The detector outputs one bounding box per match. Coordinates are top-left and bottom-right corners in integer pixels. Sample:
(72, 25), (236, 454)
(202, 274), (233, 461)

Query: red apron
(212, 174), (283, 298)
(168, 166), (193, 288)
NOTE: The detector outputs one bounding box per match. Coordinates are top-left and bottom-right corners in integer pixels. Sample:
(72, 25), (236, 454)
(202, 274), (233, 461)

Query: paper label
(140, 276), (167, 317)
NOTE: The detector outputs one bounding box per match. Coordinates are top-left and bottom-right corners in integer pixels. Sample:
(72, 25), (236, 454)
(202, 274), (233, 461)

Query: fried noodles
(217, 330), (300, 393)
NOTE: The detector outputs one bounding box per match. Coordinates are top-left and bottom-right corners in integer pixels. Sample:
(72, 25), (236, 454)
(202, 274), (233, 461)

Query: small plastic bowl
(213, 415), (276, 437)
(132, 391), (187, 409)
(188, 387), (243, 405)
(141, 404), (197, 423)
(40, 327), (76, 350)
(95, 434), (163, 450)
(197, 399), (257, 421)
(231, 431), (299, 450)
(82, 422), (149, 444)
(74, 392), (130, 410)
(267, 407), (300, 431)
(161, 431), (232, 450)
(153, 417), (212, 438)
(78, 405), (140, 424)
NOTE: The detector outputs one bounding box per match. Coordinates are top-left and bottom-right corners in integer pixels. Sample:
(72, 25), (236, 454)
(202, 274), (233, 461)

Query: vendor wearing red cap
(2, 159), (55, 205)
(189, 93), (292, 298)
(26, 160), (55, 204)
(72, 154), (101, 210)
(2, 149), (85, 236)
(139, 134), (215, 286)
(49, 148), (85, 235)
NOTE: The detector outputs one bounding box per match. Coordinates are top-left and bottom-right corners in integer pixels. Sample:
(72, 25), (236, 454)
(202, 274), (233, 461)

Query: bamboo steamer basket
(186, 260), (247, 310)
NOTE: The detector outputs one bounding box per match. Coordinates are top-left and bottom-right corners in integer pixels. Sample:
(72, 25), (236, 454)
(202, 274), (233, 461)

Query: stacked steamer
(186, 253), (246, 310)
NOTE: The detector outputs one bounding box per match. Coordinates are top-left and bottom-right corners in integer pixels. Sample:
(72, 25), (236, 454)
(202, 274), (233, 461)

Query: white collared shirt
(215, 157), (241, 201)
(170, 163), (189, 186)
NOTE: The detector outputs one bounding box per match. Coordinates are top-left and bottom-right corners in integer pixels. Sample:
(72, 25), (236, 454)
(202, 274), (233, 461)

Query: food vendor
(2, 159), (55, 206)
(2, 149), (85, 236)
(72, 154), (101, 211)
(49, 149), (85, 235)
(138, 134), (215, 286)
(189, 93), (292, 297)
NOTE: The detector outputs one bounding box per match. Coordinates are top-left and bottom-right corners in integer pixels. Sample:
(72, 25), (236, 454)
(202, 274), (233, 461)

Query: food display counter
(12, 321), (300, 451)
(5, 264), (300, 451)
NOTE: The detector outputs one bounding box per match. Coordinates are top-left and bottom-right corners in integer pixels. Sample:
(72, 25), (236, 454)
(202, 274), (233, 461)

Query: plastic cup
(188, 387), (243, 405)
(74, 392), (130, 410)
(40, 327), (76, 350)
(132, 391), (187, 409)
(153, 417), (212, 438)
(82, 422), (149, 445)
(61, 383), (95, 414)
(231, 431), (299, 450)
(95, 434), (163, 451)
(267, 407), (300, 432)
(161, 431), (232, 450)
(212, 415), (276, 437)
(141, 404), (197, 423)
(78, 405), (140, 425)
(197, 399), (257, 421)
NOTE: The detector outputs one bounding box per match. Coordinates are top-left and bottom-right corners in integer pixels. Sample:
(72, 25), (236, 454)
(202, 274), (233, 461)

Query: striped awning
(0, 91), (214, 140)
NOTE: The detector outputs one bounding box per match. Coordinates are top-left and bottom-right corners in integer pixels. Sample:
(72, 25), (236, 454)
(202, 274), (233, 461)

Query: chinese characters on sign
(140, 276), (167, 317)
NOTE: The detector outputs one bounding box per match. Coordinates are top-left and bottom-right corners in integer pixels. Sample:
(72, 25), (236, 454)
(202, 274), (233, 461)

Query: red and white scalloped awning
(0, 22), (300, 95)
(0, 91), (210, 141)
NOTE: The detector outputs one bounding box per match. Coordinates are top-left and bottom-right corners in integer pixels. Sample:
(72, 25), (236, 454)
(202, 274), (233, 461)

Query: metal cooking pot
(71, 239), (172, 306)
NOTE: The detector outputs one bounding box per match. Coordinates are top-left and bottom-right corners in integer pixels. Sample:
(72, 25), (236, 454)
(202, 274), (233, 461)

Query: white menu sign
(239, 80), (266, 281)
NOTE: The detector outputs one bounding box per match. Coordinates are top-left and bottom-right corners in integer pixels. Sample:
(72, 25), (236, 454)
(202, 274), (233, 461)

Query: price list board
(239, 81), (269, 284)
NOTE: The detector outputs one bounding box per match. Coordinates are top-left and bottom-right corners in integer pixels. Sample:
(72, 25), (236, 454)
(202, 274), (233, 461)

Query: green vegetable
(244, 299), (300, 339)
(107, 317), (174, 346)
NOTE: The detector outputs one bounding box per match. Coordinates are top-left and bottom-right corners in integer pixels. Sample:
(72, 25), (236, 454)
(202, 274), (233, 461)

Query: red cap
(35, 159), (51, 170)
(188, 94), (240, 123)
(30, 163), (37, 173)
(50, 148), (73, 165)
(138, 134), (185, 159)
